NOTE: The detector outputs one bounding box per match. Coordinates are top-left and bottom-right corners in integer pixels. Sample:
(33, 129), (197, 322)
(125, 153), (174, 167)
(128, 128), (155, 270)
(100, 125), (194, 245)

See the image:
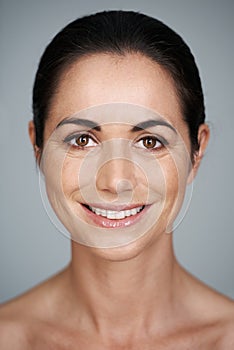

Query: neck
(67, 234), (181, 341)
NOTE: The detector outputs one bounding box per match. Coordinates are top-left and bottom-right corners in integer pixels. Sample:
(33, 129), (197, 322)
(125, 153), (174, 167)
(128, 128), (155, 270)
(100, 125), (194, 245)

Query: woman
(0, 10), (233, 349)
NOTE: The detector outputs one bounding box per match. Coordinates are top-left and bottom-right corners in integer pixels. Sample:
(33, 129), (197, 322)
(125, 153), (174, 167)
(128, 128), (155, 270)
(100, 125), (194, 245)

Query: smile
(81, 203), (149, 228)
(87, 205), (144, 219)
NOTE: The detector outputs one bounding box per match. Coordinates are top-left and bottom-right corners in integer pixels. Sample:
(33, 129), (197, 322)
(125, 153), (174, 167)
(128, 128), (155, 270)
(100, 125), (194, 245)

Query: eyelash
(135, 135), (168, 151)
(63, 133), (168, 151)
(63, 133), (97, 149)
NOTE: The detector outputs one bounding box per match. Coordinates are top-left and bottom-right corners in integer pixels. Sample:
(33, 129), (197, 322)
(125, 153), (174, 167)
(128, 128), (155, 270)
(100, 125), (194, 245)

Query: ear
(28, 120), (41, 163)
(187, 123), (210, 184)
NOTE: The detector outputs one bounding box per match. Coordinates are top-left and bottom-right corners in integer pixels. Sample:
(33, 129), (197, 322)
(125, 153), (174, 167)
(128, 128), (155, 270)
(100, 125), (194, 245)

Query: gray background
(0, 0), (233, 303)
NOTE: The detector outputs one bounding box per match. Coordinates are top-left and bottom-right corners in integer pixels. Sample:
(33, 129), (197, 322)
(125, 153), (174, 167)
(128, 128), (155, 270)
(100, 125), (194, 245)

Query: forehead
(47, 52), (184, 130)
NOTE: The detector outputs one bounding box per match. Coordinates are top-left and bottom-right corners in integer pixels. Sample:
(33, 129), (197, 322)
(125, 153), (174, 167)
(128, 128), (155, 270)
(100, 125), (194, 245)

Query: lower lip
(81, 204), (151, 228)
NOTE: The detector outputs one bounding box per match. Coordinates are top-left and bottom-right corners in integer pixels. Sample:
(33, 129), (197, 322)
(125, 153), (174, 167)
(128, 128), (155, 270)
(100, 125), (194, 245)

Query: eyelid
(63, 131), (99, 144)
(62, 131), (169, 149)
(135, 133), (169, 145)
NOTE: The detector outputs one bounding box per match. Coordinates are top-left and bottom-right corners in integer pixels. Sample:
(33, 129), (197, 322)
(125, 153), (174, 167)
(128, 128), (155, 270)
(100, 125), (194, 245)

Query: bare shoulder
(0, 295), (34, 350)
(0, 267), (69, 349)
(190, 281), (234, 350)
(183, 269), (234, 348)
(215, 295), (234, 348)
(0, 316), (31, 350)
(218, 317), (234, 349)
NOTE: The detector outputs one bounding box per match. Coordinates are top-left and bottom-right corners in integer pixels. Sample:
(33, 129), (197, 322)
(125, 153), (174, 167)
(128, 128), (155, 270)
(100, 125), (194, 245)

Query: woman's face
(30, 53), (208, 257)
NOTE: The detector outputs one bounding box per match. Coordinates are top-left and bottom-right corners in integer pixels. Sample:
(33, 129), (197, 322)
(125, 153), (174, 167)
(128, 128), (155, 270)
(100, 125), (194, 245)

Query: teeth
(89, 205), (144, 219)
(95, 208), (102, 215)
(131, 208), (137, 215)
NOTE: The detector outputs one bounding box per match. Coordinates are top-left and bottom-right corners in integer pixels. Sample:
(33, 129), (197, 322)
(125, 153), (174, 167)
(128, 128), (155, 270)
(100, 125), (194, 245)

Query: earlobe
(187, 123), (210, 184)
(28, 120), (41, 162)
(28, 120), (36, 146)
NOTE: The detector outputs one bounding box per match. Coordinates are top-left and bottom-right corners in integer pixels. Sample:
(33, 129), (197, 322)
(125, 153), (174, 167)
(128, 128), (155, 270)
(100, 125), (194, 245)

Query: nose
(96, 159), (137, 196)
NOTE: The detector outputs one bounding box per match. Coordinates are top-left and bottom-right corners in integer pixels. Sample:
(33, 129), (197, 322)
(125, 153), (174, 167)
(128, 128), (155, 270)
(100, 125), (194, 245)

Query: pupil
(77, 135), (88, 146)
(144, 137), (156, 148)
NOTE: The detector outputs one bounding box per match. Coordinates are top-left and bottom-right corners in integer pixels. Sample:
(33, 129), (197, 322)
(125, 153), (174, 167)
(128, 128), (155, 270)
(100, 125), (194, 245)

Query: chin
(81, 225), (165, 262)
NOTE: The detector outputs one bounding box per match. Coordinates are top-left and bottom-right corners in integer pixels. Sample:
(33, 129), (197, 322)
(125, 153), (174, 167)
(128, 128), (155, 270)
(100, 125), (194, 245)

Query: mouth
(86, 204), (145, 219)
(81, 203), (149, 228)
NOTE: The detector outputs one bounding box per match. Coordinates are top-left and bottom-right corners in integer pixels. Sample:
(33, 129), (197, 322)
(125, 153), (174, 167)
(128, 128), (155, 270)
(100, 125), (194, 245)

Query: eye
(64, 133), (97, 148)
(136, 136), (166, 150)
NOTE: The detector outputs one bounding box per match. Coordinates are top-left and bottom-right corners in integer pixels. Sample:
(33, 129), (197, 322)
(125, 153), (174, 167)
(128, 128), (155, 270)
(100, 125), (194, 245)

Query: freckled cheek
(61, 158), (82, 197)
(161, 158), (181, 206)
(60, 153), (187, 209)
(163, 155), (190, 221)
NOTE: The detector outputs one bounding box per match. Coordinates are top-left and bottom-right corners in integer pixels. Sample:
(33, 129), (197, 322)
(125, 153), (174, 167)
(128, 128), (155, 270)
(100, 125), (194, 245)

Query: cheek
(61, 157), (82, 197)
(156, 152), (189, 210)
(163, 158), (180, 205)
(160, 152), (190, 230)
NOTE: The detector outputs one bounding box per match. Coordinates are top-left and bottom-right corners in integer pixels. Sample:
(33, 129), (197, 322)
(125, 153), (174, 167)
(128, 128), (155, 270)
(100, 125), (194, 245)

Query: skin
(0, 52), (234, 349)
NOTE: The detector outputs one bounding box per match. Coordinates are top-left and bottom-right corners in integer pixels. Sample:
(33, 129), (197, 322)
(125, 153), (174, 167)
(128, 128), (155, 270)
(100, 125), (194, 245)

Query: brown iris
(142, 137), (158, 149)
(75, 135), (90, 146)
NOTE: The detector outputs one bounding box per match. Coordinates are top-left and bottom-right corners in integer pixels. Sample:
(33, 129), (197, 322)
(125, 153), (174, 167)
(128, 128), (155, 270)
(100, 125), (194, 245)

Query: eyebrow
(56, 118), (101, 131)
(56, 118), (176, 133)
(131, 119), (176, 133)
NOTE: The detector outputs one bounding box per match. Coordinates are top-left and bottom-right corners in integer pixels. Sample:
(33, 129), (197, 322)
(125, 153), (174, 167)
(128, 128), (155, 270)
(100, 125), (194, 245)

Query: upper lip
(81, 203), (148, 211)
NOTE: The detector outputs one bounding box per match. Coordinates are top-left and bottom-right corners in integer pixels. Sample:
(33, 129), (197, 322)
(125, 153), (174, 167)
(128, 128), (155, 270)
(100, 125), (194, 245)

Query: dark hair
(32, 10), (205, 157)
